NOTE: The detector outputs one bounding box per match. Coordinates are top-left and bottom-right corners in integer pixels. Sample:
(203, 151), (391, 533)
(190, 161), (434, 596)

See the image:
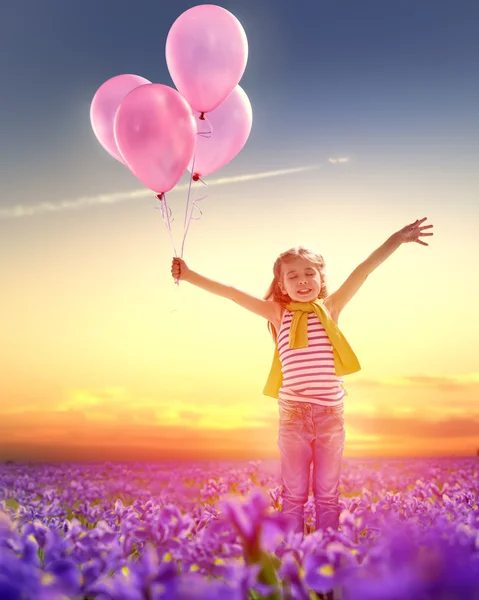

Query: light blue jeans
(277, 399), (345, 534)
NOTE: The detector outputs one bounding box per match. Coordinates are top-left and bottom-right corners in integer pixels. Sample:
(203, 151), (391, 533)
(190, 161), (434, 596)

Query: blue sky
(1, 0), (478, 208)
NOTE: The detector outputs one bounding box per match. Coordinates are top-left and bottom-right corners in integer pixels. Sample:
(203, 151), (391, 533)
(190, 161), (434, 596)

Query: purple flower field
(1, 457), (478, 600)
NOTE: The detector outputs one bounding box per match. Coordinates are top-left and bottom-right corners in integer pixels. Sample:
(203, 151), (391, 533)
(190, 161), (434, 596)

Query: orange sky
(1, 164), (478, 462)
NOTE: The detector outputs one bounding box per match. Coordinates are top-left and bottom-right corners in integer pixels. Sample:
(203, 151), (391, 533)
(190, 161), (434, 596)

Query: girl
(171, 217), (433, 535)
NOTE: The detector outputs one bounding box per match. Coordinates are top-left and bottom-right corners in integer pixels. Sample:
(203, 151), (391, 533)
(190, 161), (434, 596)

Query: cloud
(1, 428), (278, 461)
(350, 413), (479, 439)
(1, 387), (275, 431)
(3, 373), (477, 461)
(0, 163), (343, 219)
(350, 373), (479, 392)
(2, 394), (478, 461)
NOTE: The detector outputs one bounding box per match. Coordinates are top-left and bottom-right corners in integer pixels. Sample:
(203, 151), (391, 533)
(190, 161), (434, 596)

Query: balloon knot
(192, 174), (200, 182)
(199, 112), (206, 121)
(156, 193), (164, 201)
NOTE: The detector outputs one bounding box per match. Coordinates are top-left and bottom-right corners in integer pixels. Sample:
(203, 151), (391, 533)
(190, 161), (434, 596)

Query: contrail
(328, 157), (350, 164)
(0, 161), (348, 219)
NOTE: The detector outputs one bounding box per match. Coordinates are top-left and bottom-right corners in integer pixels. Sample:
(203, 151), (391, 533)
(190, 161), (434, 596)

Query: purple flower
(219, 490), (292, 562)
(278, 554), (310, 600)
(44, 557), (83, 597)
(0, 547), (42, 600)
(303, 549), (337, 593)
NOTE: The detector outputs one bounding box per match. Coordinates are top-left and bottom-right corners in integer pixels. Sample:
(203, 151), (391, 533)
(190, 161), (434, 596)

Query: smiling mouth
(297, 289), (312, 295)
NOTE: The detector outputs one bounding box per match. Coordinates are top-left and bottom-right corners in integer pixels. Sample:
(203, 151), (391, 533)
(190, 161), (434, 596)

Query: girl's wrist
(390, 231), (404, 245)
(183, 269), (194, 283)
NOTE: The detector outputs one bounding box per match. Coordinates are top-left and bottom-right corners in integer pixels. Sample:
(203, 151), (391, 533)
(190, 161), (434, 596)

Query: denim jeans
(277, 399), (345, 534)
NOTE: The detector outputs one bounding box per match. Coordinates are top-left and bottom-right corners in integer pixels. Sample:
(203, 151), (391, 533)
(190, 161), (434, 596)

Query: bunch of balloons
(90, 4), (252, 259)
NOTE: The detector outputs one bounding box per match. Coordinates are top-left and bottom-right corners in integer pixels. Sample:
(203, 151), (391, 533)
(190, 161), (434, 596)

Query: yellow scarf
(263, 298), (361, 399)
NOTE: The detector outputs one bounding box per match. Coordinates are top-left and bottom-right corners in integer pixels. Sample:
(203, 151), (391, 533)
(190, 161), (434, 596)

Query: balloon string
(180, 179), (207, 260)
(182, 154), (196, 253)
(161, 195), (178, 254)
(198, 115), (214, 139)
(185, 114), (212, 232)
(178, 112), (212, 258)
(180, 182), (197, 260)
(156, 193), (180, 285)
(156, 112), (213, 284)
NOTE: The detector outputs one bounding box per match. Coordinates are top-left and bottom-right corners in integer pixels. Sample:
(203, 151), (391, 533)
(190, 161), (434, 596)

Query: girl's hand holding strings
(396, 217), (434, 246)
(171, 257), (191, 282)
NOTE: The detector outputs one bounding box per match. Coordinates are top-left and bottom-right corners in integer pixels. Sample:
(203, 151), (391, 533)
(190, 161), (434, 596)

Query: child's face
(279, 257), (321, 302)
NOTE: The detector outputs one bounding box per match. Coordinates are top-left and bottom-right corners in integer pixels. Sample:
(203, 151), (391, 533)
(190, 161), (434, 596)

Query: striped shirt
(278, 310), (346, 407)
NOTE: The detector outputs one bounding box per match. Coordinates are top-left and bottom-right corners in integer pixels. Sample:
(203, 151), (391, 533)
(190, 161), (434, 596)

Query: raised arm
(327, 217), (434, 319)
(171, 257), (281, 324)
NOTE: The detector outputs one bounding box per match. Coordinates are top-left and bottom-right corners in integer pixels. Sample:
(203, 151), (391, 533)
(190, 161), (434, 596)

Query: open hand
(171, 257), (190, 282)
(397, 217), (434, 246)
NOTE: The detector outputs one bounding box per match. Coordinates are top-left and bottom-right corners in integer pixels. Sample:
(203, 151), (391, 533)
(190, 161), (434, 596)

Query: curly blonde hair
(263, 246), (328, 341)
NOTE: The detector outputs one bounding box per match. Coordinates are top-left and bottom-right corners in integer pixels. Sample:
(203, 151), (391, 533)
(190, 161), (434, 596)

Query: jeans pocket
(330, 405), (345, 425)
(279, 405), (299, 422)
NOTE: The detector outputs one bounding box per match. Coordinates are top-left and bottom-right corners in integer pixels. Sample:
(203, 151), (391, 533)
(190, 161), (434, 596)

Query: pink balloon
(90, 74), (151, 163)
(189, 86), (253, 178)
(114, 84), (197, 194)
(166, 5), (248, 114)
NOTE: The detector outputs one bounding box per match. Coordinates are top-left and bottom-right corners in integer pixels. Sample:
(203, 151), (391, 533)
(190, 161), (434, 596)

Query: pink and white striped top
(277, 310), (346, 407)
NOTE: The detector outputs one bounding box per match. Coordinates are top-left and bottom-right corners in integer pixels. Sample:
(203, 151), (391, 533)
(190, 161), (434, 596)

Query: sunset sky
(1, 0), (478, 462)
